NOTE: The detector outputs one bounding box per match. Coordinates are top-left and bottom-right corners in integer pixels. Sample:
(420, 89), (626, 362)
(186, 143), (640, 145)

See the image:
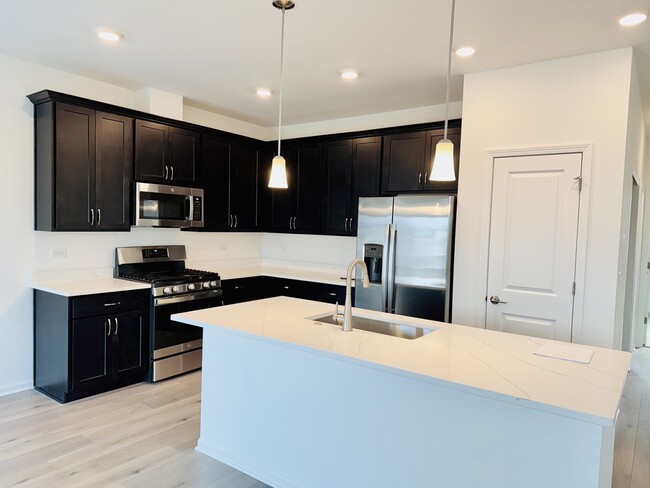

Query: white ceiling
(1, 0), (650, 128)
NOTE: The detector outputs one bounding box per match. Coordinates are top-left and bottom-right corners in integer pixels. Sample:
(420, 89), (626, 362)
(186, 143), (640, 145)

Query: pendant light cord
(443, 0), (455, 140)
(277, 5), (286, 157)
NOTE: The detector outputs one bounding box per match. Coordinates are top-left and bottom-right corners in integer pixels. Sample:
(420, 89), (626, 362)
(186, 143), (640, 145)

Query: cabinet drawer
(72, 290), (150, 319)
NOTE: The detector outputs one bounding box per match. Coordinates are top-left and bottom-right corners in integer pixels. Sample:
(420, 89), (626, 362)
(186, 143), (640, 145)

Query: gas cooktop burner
(120, 269), (220, 286)
(115, 245), (222, 299)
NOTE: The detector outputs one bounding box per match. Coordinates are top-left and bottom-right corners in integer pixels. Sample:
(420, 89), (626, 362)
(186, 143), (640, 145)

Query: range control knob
(210, 281), (218, 288)
(163, 286), (173, 295)
(188, 283), (197, 291)
(172, 285), (181, 293)
(202, 281), (211, 289)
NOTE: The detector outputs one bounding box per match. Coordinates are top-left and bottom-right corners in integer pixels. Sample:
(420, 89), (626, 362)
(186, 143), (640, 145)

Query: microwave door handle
(186, 197), (191, 222)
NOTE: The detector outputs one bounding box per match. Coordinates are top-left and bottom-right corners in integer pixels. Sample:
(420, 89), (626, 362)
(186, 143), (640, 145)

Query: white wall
(453, 48), (635, 349)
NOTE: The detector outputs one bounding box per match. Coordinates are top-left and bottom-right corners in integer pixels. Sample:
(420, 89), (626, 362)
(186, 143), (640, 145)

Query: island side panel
(197, 328), (612, 488)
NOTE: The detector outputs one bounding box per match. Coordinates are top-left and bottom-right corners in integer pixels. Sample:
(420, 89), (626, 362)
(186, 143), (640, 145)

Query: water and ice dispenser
(363, 243), (383, 284)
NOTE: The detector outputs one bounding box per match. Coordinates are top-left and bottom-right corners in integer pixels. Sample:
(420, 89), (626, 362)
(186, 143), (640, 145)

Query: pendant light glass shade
(430, 0), (457, 182)
(430, 139), (455, 181)
(269, 155), (288, 188)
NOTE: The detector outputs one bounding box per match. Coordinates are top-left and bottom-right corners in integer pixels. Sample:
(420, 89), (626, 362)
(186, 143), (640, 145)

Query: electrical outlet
(51, 249), (67, 258)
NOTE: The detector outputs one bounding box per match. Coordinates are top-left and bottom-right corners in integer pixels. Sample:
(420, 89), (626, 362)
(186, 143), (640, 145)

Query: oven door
(153, 294), (222, 360)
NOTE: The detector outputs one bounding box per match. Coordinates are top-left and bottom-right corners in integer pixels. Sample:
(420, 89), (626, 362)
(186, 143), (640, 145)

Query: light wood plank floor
(1, 348), (649, 488)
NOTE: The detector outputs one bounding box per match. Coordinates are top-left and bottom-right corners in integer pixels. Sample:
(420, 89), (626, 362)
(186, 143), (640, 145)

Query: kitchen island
(173, 297), (631, 488)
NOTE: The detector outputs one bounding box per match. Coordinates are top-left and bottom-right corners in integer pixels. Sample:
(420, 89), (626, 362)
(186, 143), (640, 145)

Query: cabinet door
(72, 316), (109, 388)
(95, 112), (133, 230)
(350, 137), (382, 233)
(135, 120), (168, 183)
(321, 140), (353, 235)
(294, 143), (322, 233)
(54, 103), (96, 230)
(423, 129), (461, 192)
(381, 131), (427, 193)
(202, 135), (232, 229)
(168, 127), (201, 186)
(113, 310), (148, 377)
(230, 142), (259, 230)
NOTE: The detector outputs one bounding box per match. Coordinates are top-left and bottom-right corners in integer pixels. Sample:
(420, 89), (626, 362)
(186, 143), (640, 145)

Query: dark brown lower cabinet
(221, 276), (346, 306)
(34, 289), (150, 403)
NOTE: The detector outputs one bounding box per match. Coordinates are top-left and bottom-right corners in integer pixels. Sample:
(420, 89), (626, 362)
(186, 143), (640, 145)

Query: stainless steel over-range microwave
(134, 182), (204, 228)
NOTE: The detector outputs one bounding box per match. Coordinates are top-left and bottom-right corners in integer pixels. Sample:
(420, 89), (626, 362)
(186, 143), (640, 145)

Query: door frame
(477, 143), (593, 343)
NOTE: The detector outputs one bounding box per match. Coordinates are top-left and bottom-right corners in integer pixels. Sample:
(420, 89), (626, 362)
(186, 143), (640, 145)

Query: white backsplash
(33, 229), (356, 283)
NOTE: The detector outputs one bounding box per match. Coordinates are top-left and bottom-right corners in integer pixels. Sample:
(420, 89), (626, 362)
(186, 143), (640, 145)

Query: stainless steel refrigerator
(355, 195), (455, 322)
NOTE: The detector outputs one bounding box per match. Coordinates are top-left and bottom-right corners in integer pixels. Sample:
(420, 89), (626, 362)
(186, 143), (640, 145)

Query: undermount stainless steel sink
(311, 313), (437, 340)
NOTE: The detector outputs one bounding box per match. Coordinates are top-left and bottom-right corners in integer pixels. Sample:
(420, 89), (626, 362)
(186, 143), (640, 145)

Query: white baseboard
(196, 439), (304, 488)
(0, 380), (32, 398)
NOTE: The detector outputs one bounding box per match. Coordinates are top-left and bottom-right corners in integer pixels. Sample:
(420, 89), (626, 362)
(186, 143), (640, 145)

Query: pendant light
(429, 0), (456, 182)
(268, 0), (294, 189)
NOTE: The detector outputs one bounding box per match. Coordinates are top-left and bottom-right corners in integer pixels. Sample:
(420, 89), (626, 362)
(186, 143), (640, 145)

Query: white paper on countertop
(534, 342), (595, 364)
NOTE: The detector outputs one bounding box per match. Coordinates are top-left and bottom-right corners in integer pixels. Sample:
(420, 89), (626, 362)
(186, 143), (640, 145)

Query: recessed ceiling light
(341, 70), (359, 80)
(96, 30), (123, 42)
(619, 13), (647, 26)
(256, 88), (272, 97)
(455, 47), (475, 57)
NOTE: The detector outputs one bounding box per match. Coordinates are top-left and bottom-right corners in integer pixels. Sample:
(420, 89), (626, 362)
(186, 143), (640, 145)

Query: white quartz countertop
(173, 296), (631, 426)
(219, 266), (348, 287)
(32, 278), (151, 297)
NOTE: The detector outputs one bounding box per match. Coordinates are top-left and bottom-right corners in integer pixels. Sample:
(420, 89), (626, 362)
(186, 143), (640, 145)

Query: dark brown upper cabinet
(259, 142), (322, 234)
(321, 136), (381, 236)
(135, 120), (201, 187)
(382, 127), (460, 194)
(32, 100), (133, 231)
(202, 135), (259, 231)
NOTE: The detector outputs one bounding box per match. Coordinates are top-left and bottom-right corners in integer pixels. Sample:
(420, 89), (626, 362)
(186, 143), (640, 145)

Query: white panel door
(486, 153), (582, 341)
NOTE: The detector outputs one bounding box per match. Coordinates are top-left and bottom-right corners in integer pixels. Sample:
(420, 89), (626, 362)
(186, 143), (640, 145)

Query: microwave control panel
(192, 196), (202, 221)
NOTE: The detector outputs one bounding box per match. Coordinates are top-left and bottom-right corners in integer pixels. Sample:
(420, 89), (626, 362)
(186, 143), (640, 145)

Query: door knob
(489, 295), (508, 305)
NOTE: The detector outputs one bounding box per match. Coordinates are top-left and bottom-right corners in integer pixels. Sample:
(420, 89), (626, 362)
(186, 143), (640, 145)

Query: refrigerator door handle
(386, 223), (397, 313)
(380, 223), (391, 313)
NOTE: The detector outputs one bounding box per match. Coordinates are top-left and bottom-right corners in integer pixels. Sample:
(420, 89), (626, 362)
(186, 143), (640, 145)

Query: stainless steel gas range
(115, 245), (223, 381)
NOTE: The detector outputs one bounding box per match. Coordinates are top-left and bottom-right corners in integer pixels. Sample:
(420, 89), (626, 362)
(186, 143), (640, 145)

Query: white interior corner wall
(453, 48), (634, 350)
(627, 52), (649, 349)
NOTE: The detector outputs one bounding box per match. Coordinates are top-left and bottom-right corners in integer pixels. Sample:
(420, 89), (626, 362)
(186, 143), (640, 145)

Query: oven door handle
(154, 290), (222, 306)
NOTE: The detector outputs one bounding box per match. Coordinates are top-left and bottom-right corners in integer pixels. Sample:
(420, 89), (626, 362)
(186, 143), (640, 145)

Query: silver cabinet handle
(349, 217), (353, 232)
(170, 166), (174, 181)
(489, 295), (509, 305)
(104, 302), (121, 307)
(165, 165), (169, 180)
(288, 217), (292, 229)
(234, 215), (238, 228)
(344, 218), (349, 232)
(90, 208), (95, 226)
(424, 172), (428, 182)
(228, 215), (232, 227)
(292, 217), (296, 230)
(114, 317), (119, 335)
(107, 318), (112, 336)
(418, 172), (422, 185)
(97, 208), (101, 226)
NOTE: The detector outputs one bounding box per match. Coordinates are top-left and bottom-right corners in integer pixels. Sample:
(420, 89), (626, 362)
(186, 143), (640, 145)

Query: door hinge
(574, 176), (583, 191)
(572, 282), (576, 296)
(644, 317), (648, 325)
